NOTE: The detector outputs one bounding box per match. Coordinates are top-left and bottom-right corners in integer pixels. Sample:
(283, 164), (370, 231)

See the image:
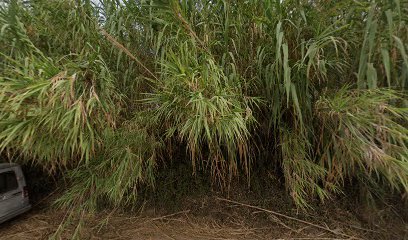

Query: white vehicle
(0, 163), (31, 224)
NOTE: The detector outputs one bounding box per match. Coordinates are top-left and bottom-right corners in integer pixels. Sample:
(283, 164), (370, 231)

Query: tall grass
(0, 0), (407, 217)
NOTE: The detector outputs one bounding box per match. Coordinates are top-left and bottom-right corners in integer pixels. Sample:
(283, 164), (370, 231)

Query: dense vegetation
(0, 0), (407, 215)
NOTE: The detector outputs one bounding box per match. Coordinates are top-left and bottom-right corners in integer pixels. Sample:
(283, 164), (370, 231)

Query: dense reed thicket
(0, 0), (407, 211)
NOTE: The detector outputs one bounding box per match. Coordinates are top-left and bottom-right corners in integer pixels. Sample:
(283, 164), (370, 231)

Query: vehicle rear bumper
(0, 204), (31, 224)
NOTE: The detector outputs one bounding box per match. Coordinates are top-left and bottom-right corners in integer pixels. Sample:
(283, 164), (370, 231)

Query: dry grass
(0, 195), (406, 240)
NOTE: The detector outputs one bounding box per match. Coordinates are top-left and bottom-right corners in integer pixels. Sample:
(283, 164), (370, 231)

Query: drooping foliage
(0, 0), (407, 211)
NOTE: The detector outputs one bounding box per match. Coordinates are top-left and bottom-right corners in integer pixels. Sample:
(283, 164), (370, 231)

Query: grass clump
(0, 0), (407, 222)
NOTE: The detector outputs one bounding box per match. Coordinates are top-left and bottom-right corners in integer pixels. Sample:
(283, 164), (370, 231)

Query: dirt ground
(0, 194), (407, 240)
